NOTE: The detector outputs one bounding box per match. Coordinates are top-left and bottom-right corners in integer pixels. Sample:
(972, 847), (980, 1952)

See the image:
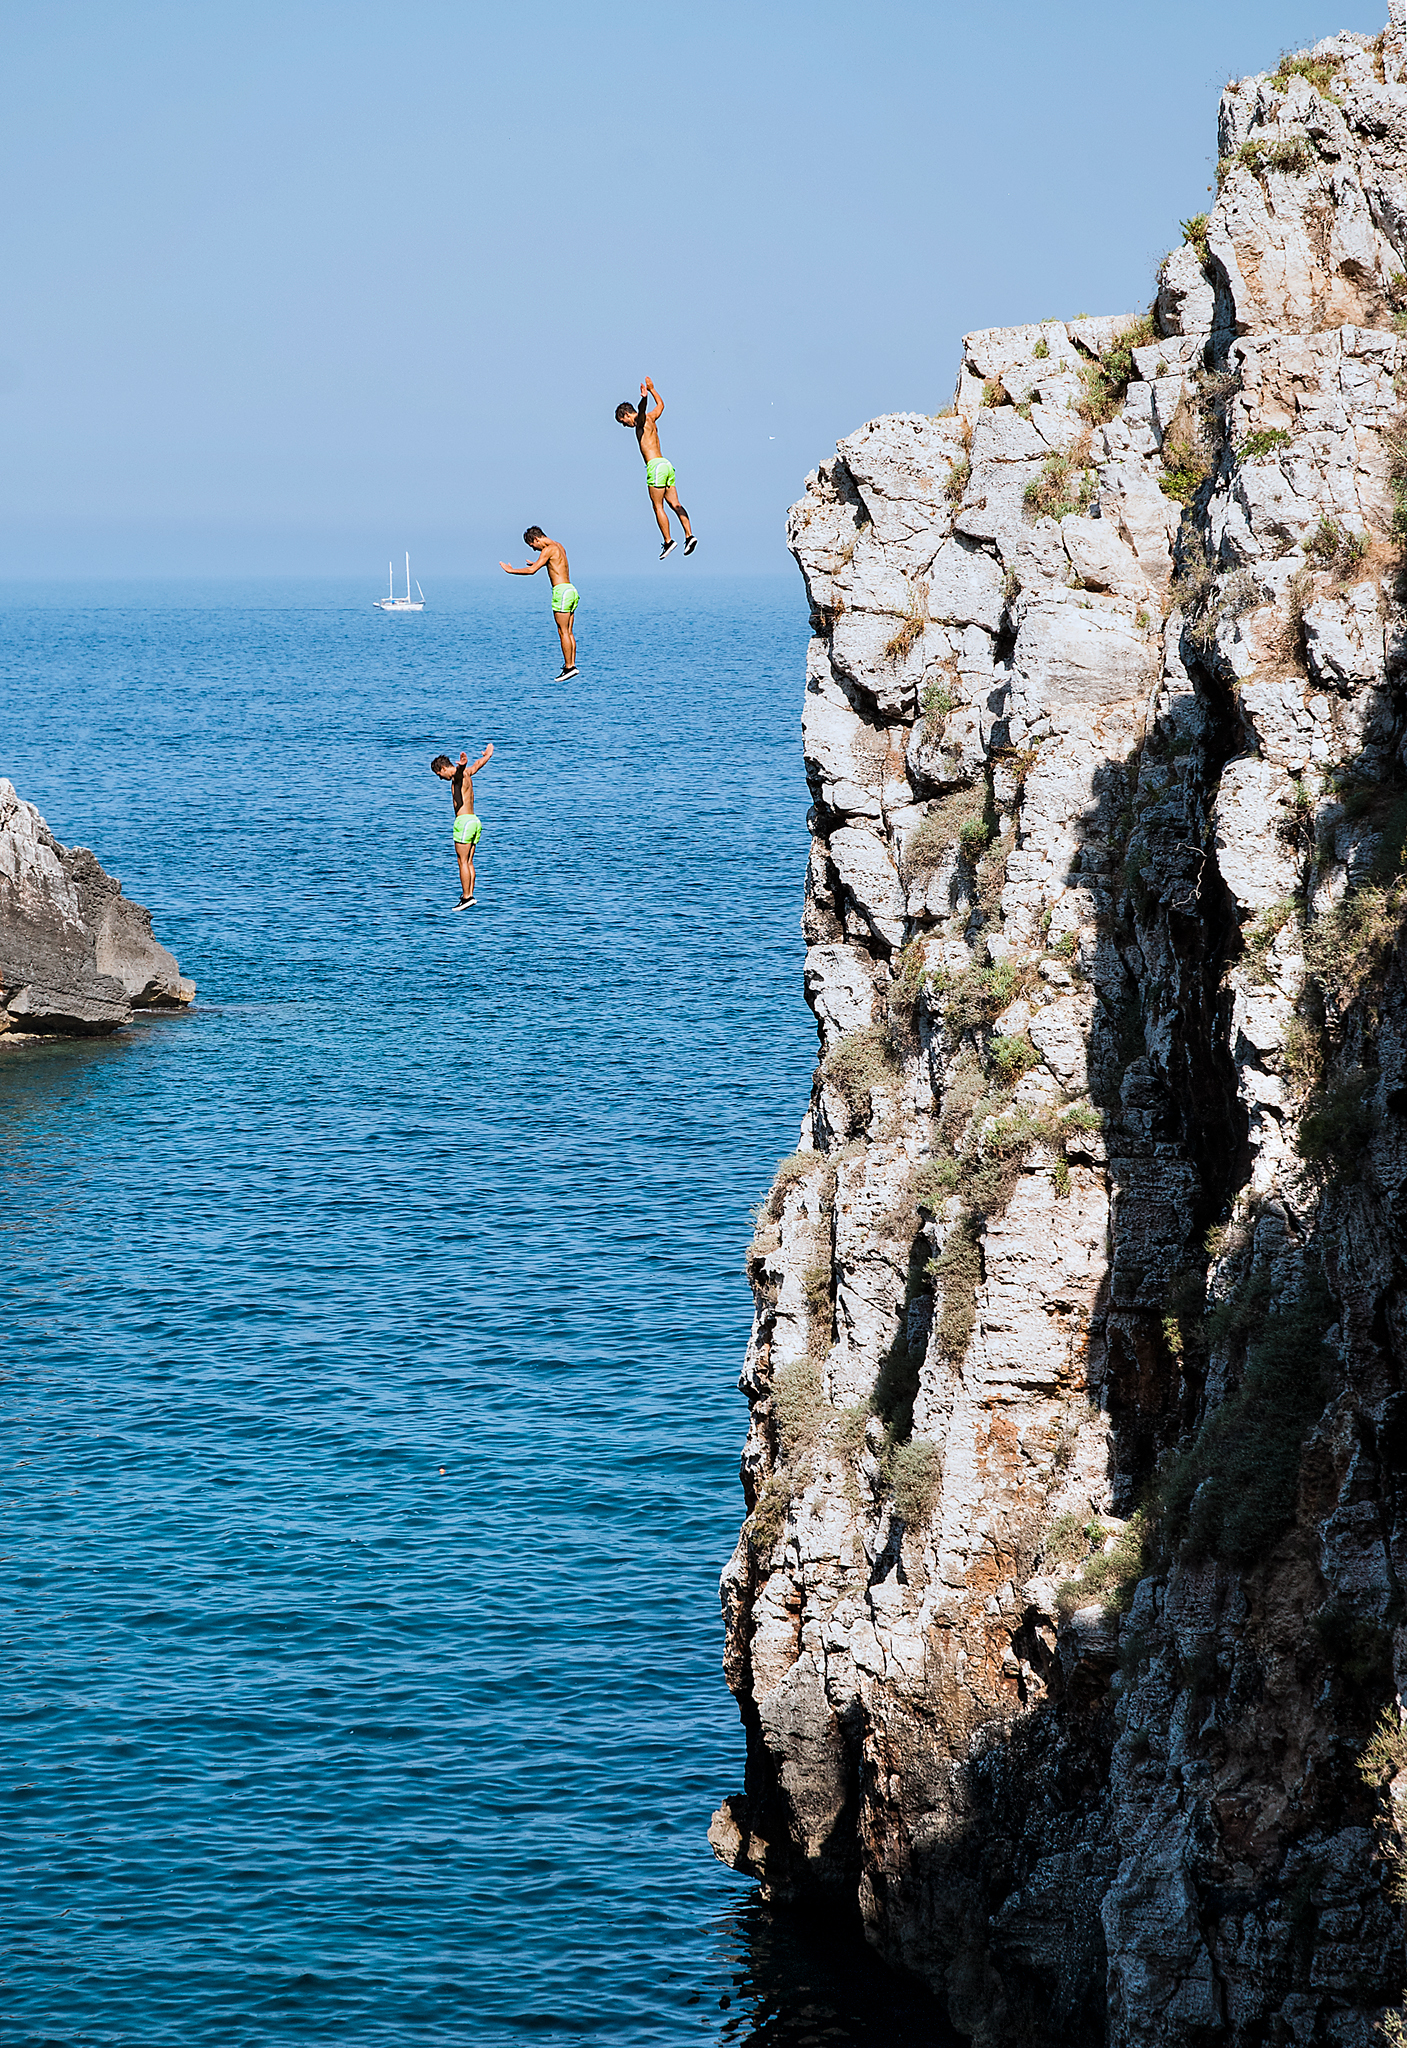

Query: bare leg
(664, 484), (692, 541)
(648, 484), (672, 543)
(455, 841), (473, 899)
(555, 613), (576, 672)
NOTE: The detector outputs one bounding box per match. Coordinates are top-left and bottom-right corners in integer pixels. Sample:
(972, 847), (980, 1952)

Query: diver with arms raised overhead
(430, 742), (493, 909)
(615, 378), (696, 559)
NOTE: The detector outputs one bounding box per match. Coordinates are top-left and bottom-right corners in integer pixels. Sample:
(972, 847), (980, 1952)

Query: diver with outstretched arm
(500, 529), (578, 681)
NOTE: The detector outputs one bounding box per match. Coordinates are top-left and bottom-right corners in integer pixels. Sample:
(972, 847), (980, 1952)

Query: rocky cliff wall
(0, 778), (193, 1034)
(713, 22), (1407, 2047)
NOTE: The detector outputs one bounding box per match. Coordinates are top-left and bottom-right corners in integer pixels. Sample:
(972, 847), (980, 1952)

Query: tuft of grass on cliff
(1155, 1270), (1334, 1566)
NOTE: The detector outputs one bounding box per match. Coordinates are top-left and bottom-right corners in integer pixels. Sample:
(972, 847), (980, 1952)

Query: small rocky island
(714, 16), (1407, 2047)
(0, 778), (193, 1035)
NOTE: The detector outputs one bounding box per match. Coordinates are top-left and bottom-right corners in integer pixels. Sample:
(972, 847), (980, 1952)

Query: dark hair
(430, 753), (452, 773)
(614, 401), (635, 424)
(524, 526), (547, 545)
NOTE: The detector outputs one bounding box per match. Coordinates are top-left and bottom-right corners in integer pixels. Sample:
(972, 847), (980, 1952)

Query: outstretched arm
(644, 375), (664, 422)
(499, 550), (548, 574)
(469, 742), (494, 774)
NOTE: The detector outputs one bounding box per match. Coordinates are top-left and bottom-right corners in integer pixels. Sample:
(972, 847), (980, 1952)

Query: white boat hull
(375, 599), (424, 612)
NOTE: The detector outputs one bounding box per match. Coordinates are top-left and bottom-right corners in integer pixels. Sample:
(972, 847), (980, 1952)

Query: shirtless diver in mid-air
(500, 527), (578, 681)
(431, 741), (493, 909)
(615, 378), (696, 559)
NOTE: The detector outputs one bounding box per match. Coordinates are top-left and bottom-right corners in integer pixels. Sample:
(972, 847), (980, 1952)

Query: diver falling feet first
(501, 527), (579, 680)
(616, 378), (696, 558)
(432, 742), (493, 908)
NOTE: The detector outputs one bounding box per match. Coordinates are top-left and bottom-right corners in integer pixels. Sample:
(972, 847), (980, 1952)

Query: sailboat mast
(388, 561), (393, 600)
(405, 552), (410, 601)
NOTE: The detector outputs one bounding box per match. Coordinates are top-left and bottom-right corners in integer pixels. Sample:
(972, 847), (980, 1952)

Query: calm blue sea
(0, 578), (947, 2047)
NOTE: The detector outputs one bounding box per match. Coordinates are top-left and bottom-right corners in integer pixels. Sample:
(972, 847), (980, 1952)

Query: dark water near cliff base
(0, 579), (950, 2046)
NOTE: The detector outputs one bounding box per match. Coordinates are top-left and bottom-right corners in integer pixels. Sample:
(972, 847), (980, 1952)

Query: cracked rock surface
(0, 779), (194, 1034)
(713, 22), (1407, 2047)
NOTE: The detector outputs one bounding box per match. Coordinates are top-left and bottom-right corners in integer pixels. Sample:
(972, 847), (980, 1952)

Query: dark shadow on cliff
(712, 1891), (962, 2047)
(1072, 648), (1250, 1507)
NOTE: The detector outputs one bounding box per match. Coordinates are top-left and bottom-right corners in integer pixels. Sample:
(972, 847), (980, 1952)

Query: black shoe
(556, 664), (578, 681)
(684, 535), (697, 555)
(659, 538), (677, 559)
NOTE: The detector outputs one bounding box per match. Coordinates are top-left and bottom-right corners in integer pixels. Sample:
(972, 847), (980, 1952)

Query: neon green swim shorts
(453, 812), (482, 847)
(551, 582), (579, 615)
(646, 458), (676, 491)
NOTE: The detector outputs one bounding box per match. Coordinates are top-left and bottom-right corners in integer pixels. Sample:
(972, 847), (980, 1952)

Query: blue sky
(0, 0), (1385, 580)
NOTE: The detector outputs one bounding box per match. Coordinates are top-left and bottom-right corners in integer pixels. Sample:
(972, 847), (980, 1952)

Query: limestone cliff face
(0, 779), (194, 1034)
(713, 23), (1407, 2046)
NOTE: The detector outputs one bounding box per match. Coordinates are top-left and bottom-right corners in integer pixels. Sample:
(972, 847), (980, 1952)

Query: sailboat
(375, 553), (425, 612)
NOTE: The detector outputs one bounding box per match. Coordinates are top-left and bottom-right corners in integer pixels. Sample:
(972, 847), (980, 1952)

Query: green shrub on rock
(761, 1149), (819, 1220)
(903, 786), (987, 881)
(912, 1156), (959, 1210)
(1358, 1706), (1407, 1785)
(1238, 427), (1291, 461)
(888, 1438), (943, 1527)
(1228, 135), (1317, 182)
(1297, 1068), (1377, 1170)
(988, 1032), (1039, 1081)
(1161, 413), (1214, 505)
(1157, 1272), (1333, 1566)
(773, 1359), (827, 1459)
(1270, 48), (1344, 100)
(932, 1213), (982, 1362)
(1075, 313), (1158, 426)
(1303, 885), (1407, 1007)
(1024, 447), (1095, 520)
(1042, 1511), (1105, 1573)
(920, 675), (956, 736)
(1055, 1511), (1150, 1621)
(1181, 213), (1211, 264)
(823, 1026), (903, 1131)
(801, 1261), (833, 1365)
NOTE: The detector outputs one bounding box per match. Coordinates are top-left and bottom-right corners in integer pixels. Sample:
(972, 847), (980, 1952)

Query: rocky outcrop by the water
(714, 22), (1407, 2046)
(0, 779), (193, 1034)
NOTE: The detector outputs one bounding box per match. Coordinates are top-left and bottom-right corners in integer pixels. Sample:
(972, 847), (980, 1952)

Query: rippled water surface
(0, 579), (948, 2046)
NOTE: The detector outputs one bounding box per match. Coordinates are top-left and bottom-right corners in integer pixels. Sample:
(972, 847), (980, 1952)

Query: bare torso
(452, 762), (475, 816)
(540, 538), (571, 587)
(636, 415), (662, 464)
